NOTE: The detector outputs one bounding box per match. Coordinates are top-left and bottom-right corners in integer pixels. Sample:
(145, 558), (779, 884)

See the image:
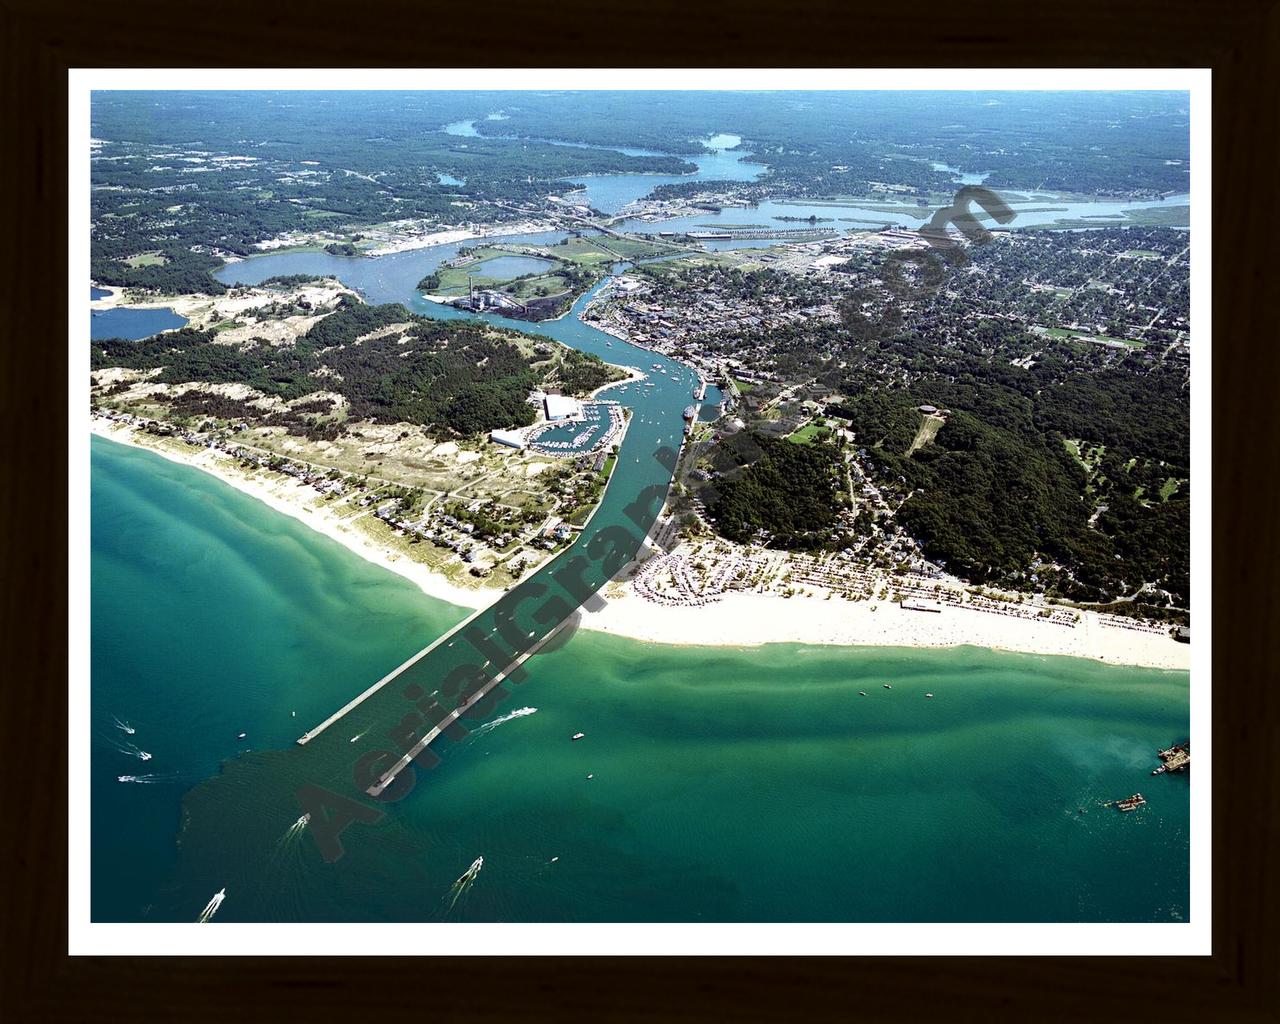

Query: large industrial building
(489, 429), (528, 449)
(543, 394), (584, 421)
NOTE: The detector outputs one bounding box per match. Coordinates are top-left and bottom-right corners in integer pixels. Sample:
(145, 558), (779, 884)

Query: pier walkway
(365, 619), (570, 797)
(295, 604), (488, 746)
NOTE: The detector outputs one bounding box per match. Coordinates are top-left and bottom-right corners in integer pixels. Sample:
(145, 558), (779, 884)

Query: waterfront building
(545, 394), (585, 421)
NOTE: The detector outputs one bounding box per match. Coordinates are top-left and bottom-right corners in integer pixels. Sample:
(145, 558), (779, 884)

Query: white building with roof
(490, 429), (527, 449)
(544, 394), (584, 421)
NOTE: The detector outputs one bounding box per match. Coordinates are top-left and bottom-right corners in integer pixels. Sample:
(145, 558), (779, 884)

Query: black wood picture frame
(3, 0), (1275, 1018)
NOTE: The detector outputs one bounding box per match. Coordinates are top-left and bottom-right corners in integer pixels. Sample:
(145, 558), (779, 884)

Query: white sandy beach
(91, 419), (485, 612)
(91, 420), (1190, 672)
(363, 219), (562, 257)
(363, 227), (478, 257)
(582, 589), (1190, 671)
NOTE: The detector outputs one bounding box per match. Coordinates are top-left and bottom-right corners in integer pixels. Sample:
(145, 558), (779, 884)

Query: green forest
(92, 299), (618, 439)
(829, 367), (1189, 607)
(708, 435), (844, 550)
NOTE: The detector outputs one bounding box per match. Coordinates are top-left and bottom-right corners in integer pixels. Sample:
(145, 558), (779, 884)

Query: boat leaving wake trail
(445, 857), (484, 913)
(471, 707), (537, 738)
(197, 888), (225, 923)
(108, 737), (152, 761)
(117, 772), (185, 784)
(112, 715), (135, 735)
(278, 813), (311, 844)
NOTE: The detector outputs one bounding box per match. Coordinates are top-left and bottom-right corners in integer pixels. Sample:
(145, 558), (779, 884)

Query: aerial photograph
(85, 83), (1195, 929)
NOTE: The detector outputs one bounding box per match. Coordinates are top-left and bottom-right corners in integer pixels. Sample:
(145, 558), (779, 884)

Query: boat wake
(471, 706), (537, 738)
(108, 737), (153, 761)
(197, 888), (226, 923)
(112, 715), (136, 735)
(278, 813), (311, 845)
(116, 772), (185, 784)
(444, 856), (483, 913)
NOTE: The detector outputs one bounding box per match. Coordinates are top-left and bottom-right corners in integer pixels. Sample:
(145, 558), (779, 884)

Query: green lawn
(1049, 206), (1190, 229)
(787, 422), (829, 445)
(507, 272), (575, 300)
(905, 414), (944, 456)
(1064, 438), (1107, 474)
(124, 251), (167, 268)
(1042, 326), (1144, 349)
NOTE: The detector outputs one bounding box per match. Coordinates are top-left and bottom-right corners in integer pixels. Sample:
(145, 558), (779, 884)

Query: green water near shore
(92, 436), (1189, 923)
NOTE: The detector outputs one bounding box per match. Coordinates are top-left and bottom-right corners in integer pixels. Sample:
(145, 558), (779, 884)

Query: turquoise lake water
(92, 436), (1189, 923)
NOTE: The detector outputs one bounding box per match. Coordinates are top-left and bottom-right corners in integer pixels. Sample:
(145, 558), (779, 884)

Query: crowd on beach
(631, 549), (745, 607)
(626, 528), (1185, 639)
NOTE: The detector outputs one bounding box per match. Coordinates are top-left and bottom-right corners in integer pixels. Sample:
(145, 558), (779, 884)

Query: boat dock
(673, 227), (840, 241)
(1152, 741), (1190, 775)
(1108, 793), (1147, 812)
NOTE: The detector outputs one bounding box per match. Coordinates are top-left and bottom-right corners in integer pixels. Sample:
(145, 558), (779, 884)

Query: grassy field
(428, 239), (677, 301)
(506, 272), (575, 301)
(430, 248), (552, 295)
(905, 413), (945, 456)
(1048, 206), (1190, 230)
(550, 237), (623, 267)
(1065, 438), (1107, 474)
(1041, 326), (1144, 349)
(124, 251), (167, 268)
(787, 421), (830, 445)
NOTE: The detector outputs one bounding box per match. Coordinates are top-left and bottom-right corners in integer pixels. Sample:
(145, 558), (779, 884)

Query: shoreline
(581, 590), (1189, 671)
(91, 420), (488, 614)
(91, 421), (1189, 672)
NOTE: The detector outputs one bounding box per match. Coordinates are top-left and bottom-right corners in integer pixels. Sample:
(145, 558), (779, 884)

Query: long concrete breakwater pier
(365, 618), (571, 797)
(295, 602), (490, 746)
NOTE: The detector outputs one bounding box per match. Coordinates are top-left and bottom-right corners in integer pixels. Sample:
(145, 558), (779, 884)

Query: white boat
(238, 732), (246, 739)
(572, 732), (585, 741)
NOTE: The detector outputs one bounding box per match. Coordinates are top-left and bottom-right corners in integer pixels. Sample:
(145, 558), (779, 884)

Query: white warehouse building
(544, 394), (584, 421)
(489, 429), (528, 450)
